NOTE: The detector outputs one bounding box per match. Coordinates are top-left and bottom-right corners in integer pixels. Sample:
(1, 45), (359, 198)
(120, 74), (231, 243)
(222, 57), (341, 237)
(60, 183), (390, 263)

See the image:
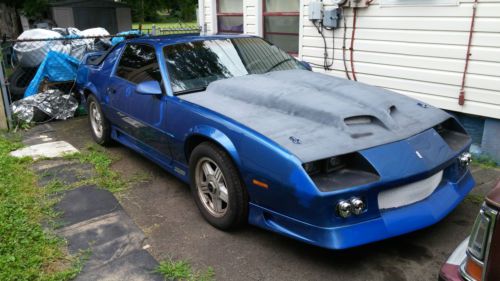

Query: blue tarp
(111, 30), (143, 45)
(24, 51), (79, 98)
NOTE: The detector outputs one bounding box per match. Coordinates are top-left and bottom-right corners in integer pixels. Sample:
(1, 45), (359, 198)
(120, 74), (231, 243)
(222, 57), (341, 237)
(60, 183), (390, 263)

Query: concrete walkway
(16, 124), (163, 281)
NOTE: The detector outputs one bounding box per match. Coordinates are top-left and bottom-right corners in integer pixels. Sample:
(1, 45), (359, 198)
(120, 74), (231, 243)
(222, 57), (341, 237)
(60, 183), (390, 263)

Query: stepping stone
(58, 210), (147, 271)
(21, 124), (57, 146)
(10, 140), (78, 159)
(55, 185), (122, 227)
(35, 160), (95, 186)
(74, 250), (163, 281)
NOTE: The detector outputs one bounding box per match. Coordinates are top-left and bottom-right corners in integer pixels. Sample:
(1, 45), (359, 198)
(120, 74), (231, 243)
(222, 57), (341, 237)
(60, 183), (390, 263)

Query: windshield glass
(163, 37), (305, 94)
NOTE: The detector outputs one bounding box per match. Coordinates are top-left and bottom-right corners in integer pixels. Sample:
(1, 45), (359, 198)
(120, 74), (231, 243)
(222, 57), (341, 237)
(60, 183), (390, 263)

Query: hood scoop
(344, 114), (390, 139)
(344, 115), (375, 126)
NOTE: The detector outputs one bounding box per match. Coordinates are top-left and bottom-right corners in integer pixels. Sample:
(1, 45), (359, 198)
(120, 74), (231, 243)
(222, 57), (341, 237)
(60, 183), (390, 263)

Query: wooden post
(0, 83), (8, 130)
(0, 54), (11, 130)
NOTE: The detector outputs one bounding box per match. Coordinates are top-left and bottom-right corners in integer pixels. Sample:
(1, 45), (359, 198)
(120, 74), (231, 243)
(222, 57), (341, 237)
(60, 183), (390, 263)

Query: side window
(115, 44), (162, 84)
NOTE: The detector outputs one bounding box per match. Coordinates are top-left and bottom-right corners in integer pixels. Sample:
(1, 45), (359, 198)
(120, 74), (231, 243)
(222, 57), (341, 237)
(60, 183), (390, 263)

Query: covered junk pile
(12, 89), (78, 123)
(8, 27), (112, 123)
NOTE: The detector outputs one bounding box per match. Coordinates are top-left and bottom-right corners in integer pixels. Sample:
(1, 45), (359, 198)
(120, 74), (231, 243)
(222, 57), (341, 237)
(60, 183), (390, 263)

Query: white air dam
(378, 170), (444, 210)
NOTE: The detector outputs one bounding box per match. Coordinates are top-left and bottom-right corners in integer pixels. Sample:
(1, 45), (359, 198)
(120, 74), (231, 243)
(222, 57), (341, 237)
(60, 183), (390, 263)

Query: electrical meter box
(323, 7), (340, 28)
(309, 1), (323, 21)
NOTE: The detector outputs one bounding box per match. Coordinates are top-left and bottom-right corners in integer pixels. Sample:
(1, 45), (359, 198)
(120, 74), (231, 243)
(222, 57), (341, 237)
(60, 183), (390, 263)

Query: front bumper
(248, 170), (475, 250)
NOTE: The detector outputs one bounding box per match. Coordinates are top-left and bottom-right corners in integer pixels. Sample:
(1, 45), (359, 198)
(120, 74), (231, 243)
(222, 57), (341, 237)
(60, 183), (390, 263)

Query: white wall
(200, 0), (500, 119)
(202, 0), (262, 35)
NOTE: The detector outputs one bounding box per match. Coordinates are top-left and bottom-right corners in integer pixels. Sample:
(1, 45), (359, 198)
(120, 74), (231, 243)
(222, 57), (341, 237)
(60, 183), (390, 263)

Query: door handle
(107, 87), (116, 94)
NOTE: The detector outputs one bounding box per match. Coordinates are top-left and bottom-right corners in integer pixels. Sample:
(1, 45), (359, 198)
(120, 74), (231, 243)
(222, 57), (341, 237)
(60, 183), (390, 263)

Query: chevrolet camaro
(76, 34), (475, 249)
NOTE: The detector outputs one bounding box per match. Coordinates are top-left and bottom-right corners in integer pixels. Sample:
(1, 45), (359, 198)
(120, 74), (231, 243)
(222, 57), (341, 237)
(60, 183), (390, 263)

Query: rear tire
(87, 95), (111, 146)
(8, 67), (37, 101)
(189, 142), (248, 230)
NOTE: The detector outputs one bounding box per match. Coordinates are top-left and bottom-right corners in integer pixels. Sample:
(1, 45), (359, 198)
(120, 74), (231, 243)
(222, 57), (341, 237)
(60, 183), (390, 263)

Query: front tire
(189, 142), (248, 230)
(87, 95), (111, 145)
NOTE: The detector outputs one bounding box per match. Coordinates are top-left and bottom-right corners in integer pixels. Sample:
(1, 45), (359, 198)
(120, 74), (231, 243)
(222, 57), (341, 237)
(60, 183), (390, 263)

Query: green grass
(5, 65), (13, 78)
(63, 144), (151, 193)
(156, 259), (215, 281)
(472, 154), (499, 169)
(0, 136), (83, 280)
(466, 193), (485, 205)
(132, 21), (198, 30)
(63, 145), (126, 193)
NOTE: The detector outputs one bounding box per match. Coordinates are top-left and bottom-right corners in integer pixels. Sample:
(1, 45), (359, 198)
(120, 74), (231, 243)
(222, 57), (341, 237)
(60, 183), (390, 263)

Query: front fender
(187, 124), (242, 167)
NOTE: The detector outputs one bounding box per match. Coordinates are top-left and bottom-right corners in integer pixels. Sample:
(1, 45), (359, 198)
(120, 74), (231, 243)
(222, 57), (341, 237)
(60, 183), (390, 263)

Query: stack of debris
(8, 27), (112, 123)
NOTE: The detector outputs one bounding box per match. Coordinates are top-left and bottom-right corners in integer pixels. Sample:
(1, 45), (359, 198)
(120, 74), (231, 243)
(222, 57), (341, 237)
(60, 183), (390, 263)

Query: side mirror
(136, 80), (162, 95)
(299, 60), (312, 71)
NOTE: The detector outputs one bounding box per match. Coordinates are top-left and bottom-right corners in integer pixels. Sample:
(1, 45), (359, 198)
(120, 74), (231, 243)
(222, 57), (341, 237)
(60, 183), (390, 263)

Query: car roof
(125, 34), (257, 48)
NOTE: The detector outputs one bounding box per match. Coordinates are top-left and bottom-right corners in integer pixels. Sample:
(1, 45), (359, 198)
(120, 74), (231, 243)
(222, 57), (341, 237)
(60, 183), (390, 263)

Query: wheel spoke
(202, 162), (214, 177)
(218, 185), (228, 203)
(199, 181), (210, 193)
(214, 167), (223, 183)
(213, 196), (222, 213)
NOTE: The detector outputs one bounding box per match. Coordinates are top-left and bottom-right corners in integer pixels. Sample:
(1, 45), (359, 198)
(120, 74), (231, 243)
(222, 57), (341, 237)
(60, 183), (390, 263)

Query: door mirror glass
(136, 80), (162, 95)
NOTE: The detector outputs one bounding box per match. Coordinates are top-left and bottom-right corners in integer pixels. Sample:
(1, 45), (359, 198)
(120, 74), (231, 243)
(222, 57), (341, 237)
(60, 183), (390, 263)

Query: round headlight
(350, 197), (366, 215)
(336, 200), (352, 218)
(458, 152), (472, 167)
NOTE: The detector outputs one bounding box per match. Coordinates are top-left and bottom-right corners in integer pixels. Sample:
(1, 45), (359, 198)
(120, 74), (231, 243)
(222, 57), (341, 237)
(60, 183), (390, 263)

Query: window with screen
(217, 0), (244, 34)
(263, 0), (300, 54)
(115, 44), (162, 84)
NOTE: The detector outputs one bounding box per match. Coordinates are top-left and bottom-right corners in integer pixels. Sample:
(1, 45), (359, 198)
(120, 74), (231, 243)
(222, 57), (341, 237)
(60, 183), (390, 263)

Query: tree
(0, 0), (48, 20)
(22, 0), (49, 20)
(121, 0), (197, 22)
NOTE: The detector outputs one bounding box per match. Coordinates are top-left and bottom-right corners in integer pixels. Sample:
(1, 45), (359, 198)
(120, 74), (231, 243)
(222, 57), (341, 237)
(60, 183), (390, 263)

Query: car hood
(181, 69), (451, 162)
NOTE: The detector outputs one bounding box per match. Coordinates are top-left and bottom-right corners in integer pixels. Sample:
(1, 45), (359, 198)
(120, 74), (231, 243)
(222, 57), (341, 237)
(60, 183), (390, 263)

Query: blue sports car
(76, 34), (475, 249)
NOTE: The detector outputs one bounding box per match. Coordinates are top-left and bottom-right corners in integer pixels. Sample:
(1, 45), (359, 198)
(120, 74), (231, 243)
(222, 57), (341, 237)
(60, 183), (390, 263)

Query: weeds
(64, 145), (125, 192)
(0, 136), (83, 280)
(472, 155), (499, 169)
(63, 144), (151, 193)
(156, 259), (215, 281)
(465, 193), (485, 205)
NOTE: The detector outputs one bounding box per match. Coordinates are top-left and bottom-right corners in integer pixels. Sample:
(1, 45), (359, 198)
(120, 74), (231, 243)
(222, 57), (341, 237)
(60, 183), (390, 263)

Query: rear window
(115, 44), (162, 84)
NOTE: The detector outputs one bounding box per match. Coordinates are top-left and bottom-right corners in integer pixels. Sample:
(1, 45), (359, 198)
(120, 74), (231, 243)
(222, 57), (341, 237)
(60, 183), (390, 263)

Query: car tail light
(460, 204), (498, 281)
(464, 257), (483, 281)
(468, 211), (490, 260)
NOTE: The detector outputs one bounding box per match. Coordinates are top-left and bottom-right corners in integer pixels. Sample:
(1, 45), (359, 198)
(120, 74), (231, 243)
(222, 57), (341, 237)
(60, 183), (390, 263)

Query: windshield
(163, 37), (305, 94)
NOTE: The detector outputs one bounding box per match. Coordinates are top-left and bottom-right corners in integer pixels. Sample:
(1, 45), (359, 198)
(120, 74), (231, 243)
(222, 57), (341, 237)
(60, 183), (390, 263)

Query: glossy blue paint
(136, 80), (163, 95)
(76, 34), (475, 250)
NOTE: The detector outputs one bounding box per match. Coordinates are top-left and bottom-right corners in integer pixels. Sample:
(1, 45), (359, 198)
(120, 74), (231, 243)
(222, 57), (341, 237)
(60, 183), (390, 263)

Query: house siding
(199, 0), (500, 119)
(300, 0), (500, 119)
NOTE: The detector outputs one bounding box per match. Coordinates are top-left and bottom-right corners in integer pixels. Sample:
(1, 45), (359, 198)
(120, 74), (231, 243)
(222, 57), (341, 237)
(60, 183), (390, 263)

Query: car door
(107, 43), (172, 160)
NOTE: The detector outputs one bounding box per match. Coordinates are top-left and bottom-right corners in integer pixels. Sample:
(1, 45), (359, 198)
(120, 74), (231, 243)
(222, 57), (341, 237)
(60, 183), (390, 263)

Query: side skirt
(110, 126), (190, 184)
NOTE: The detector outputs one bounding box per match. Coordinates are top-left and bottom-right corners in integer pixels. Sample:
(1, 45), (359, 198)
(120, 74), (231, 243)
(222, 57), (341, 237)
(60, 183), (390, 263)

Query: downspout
(459, 0), (478, 106)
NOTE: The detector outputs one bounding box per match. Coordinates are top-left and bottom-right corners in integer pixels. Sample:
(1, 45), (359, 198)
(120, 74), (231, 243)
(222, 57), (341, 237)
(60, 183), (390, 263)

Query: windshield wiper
(174, 86), (207, 96)
(264, 58), (295, 73)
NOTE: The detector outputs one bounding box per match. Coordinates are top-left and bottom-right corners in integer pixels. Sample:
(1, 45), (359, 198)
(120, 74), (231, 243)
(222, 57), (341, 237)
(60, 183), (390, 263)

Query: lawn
(132, 22), (198, 30)
(0, 135), (82, 280)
